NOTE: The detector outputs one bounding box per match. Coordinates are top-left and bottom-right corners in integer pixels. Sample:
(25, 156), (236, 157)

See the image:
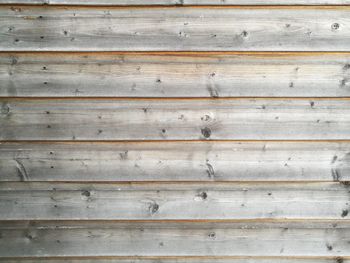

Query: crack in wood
(14, 159), (29, 181)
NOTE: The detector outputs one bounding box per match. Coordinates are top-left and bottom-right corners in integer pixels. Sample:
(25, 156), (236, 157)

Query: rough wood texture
(1, 1), (350, 261)
(2, 259), (350, 263)
(1, 182), (350, 220)
(0, 99), (349, 140)
(0, 221), (350, 258)
(1, 52), (350, 98)
(1, 7), (350, 51)
(0, 141), (349, 181)
(2, 0), (350, 5)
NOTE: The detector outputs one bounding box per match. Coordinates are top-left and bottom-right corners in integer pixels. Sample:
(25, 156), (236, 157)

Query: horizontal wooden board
(0, 99), (349, 140)
(1, 7), (350, 51)
(2, 259), (350, 263)
(1, 52), (350, 98)
(1, 182), (349, 220)
(0, 221), (350, 257)
(0, 141), (349, 181)
(2, 0), (350, 5)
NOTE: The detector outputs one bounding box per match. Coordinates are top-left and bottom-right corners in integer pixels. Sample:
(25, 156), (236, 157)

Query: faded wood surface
(1, 7), (350, 51)
(1, 52), (350, 98)
(0, 141), (349, 181)
(1, 0), (350, 261)
(2, 260), (350, 263)
(0, 221), (350, 257)
(1, 182), (350, 220)
(2, 0), (350, 5)
(0, 99), (349, 140)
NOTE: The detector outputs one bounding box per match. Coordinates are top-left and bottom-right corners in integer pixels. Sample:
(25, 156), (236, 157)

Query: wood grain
(1, 259), (350, 263)
(1, 182), (350, 220)
(1, 6), (350, 51)
(0, 141), (349, 181)
(2, 0), (350, 5)
(0, 221), (350, 258)
(1, 52), (350, 98)
(0, 98), (349, 140)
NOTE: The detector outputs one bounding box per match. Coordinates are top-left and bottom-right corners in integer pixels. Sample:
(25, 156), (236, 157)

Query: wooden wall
(0, 0), (350, 262)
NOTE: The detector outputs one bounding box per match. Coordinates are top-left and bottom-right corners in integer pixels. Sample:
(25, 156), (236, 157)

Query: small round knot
(149, 203), (159, 215)
(198, 191), (207, 200)
(241, 30), (248, 38)
(81, 190), (91, 197)
(332, 23), (340, 30)
(201, 127), (211, 139)
(208, 232), (216, 239)
(1, 104), (10, 115)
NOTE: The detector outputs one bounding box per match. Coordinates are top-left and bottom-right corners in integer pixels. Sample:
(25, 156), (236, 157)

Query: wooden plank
(1, 7), (350, 51)
(0, 141), (349, 182)
(2, 0), (350, 5)
(1, 182), (349, 220)
(0, 221), (350, 257)
(2, 259), (350, 263)
(0, 99), (349, 140)
(1, 52), (350, 98)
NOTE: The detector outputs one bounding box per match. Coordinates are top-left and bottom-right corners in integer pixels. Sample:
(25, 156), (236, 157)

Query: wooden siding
(2, 0), (350, 5)
(0, 0), (350, 262)
(2, 260), (350, 263)
(1, 221), (350, 257)
(1, 182), (350, 220)
(1, 7), (350, 51)
(0, 141), (348, 182)
(1, 52), (350, 98)
(1, 99), (349, 140)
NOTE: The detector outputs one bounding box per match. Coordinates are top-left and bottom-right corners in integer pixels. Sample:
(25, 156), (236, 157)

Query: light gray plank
(1, 53), (350, 97)
(2, 259), (350, 263)
(0, 182), (349, 220)
(1, 7), (350, 51)
(0, 221), (349, 257)
(2, 0), (350, 5)
(0, 142), (349, 181)
(0, 99), (349, 140)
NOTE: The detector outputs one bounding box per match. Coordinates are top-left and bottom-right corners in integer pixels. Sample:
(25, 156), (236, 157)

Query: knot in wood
(201, 127), (211, 138)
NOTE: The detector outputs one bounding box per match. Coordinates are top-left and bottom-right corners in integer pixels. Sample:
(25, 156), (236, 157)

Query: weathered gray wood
(1, 182), (349, 220)
(2, 7), (350, 51)
(2, 0), (350, 5)
(2, 259), (350, 263)
(1, 52), (350, 97)
(0, 221), (349, 257)
(0, 99), (349, 140)
(0, 141), (349, 181)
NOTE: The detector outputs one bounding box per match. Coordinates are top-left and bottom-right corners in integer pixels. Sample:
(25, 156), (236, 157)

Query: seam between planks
(0, 180), (349, 184)
(1, 139), (350, 143)
(1, 5), (350, 9)
(0, 256), (349, 260)
(1, 97), (350, 100)
(2, 51), (350, 55)
(1, 97), (350, 101)
(0, 219), (350, 223)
